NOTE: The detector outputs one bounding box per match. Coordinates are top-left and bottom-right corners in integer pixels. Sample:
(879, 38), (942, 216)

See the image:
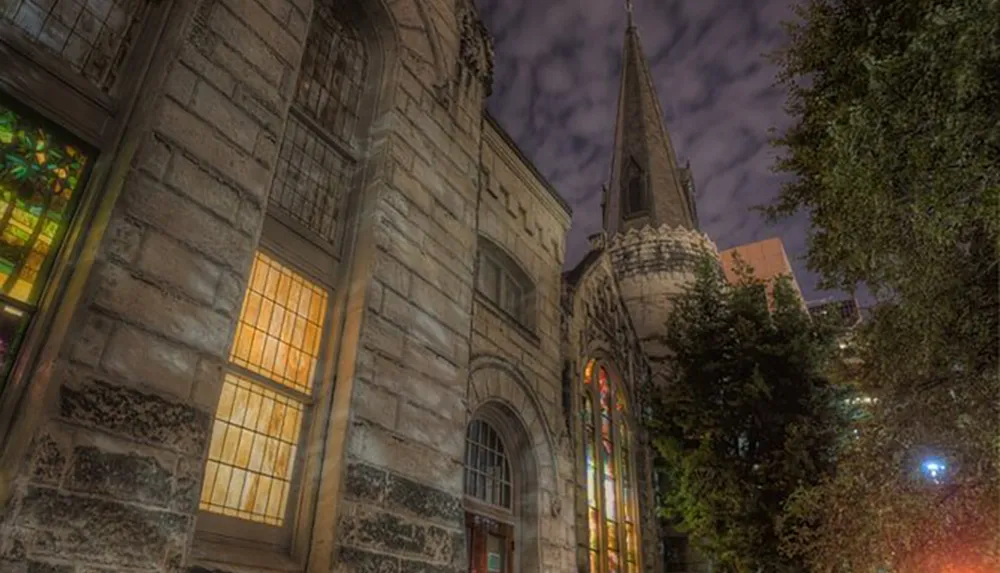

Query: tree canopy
(766, 0), (999, 570)
(651, 255), (848, 573)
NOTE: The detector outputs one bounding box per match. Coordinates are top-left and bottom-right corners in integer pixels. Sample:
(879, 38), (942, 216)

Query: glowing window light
(582, 360), (641, 573)
(200, 252), (329, 526)
(0, 102), (90, 385)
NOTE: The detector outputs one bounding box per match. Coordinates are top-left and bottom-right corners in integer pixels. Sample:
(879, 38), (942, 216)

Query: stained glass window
(582, 359), (641, 573)
(200, 251), (329, 526)
(0, 101), (90, 386)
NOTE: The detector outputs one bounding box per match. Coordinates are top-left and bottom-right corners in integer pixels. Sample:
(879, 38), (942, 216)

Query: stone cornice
(608, 222), (718, 253)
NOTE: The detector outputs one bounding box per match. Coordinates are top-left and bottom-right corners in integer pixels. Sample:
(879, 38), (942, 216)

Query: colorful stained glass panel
(603, 441), (617, 520)
(608, 550), (620, 573)
(0, 104), (88, 305)
(599, 367), (609, 404)
(588, 507), (600, 550)
(625, 523), (636, 563)
(583, 361), (642, 573)
(0, 102), (90, 384)
(605, 519), (618, 551)
(586, 431), (598, 507)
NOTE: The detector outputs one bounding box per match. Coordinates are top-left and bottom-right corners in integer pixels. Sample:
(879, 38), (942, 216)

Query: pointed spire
(604, 8), (698, 235)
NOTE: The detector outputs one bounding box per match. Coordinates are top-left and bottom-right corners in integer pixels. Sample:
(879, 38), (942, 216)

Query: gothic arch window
(196, 0), (375, 557)
(622, 158), (646, 218)
(476, 236), (536, 332)
(581, 359), (641, 573)
(464, 418), (516, 573)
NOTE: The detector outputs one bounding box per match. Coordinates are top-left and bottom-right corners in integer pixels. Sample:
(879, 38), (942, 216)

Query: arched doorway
(464, 401), (541, 573)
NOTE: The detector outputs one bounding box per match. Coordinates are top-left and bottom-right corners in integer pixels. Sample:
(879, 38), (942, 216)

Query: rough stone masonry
(0, 0), (716, 572)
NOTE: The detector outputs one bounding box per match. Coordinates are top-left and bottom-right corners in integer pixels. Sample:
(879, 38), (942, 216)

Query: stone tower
(603, 3), (718, 375)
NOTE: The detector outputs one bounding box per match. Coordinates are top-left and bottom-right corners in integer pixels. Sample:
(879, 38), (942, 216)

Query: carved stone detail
(573, 265), (651, 414)
(458, 8), (495, 95)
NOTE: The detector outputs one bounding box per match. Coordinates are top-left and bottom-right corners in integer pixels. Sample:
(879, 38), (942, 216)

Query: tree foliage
(650, 255), (848, 572)
(767, 0), (1000, 570)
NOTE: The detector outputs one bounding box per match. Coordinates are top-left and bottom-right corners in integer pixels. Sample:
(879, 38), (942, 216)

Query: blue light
(921, 458), (947, 482)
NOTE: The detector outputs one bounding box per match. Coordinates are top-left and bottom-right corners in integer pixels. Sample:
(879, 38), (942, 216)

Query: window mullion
(226, 363), (314, 406)
(593, 388), (605, 573)
(614, 410), (629, 573)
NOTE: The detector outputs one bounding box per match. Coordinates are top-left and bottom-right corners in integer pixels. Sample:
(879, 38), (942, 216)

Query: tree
(766, 0), (1000, 570)
(650, 255), (848, 572)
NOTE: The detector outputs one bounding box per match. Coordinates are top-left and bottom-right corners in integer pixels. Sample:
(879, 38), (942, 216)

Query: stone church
(0, 0), (718, 571)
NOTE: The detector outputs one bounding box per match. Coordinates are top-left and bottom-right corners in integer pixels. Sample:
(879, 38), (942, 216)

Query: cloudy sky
(477, 0), (847, 303)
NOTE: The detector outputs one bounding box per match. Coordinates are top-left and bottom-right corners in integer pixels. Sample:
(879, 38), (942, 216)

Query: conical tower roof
(604, 7), (697, 235)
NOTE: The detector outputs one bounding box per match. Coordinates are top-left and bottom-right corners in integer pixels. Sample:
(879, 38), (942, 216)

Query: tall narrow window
(582, 360), (641, 573)
(464, 419), (515, 573)
(269, 1), (368, 254)
(199, 251), (329, 526)
(622, 158), (646, 217)
(196, 0), (370, 553)
(0, 102), (91, 387)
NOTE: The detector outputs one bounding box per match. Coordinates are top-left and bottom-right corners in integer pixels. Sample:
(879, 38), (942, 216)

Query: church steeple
(603, 3), (698, 235)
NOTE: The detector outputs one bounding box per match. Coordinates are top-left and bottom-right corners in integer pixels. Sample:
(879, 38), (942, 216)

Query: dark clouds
(478, 0), (844, 303)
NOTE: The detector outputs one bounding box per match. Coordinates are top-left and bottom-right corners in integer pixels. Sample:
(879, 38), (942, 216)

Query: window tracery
(582, 359), (640, 573)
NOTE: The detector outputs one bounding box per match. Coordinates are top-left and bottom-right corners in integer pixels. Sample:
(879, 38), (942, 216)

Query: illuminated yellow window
(0, 101), (90, 387)
(199, 251), (328, 526)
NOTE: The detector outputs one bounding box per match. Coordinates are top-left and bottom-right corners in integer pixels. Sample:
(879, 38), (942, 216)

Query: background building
(720, 237), (806, 309)
(808, 297), (864, 330)
(0, 1), (710, 572)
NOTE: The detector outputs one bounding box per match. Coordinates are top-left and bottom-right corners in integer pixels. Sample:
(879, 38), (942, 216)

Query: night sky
(478, 0), (844, 303)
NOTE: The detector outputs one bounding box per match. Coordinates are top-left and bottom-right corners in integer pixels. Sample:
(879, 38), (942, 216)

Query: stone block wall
(0, 0), (313, 568)
(469, 118), (575, 572)
(0, 0), (616, 571)
(473, 118), (569, 423)
(0, 0), (500, 572)
(608, 224), (718, 367)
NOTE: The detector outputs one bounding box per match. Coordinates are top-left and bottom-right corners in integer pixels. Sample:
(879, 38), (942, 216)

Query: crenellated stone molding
(608, 222), (719, 279)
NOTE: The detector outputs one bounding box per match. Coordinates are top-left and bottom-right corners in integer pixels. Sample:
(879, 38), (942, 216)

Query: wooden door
(466, 513), (514, 573)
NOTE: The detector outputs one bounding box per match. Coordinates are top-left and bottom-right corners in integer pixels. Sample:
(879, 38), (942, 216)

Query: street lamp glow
(921, 459), (947, 482)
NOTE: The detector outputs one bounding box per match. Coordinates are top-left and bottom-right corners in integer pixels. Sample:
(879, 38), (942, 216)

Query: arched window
(476, 237), (536, 331)
(464, 419), (515, 573)
(582, 359), (640, 573)
(622, 158), (646, 217)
